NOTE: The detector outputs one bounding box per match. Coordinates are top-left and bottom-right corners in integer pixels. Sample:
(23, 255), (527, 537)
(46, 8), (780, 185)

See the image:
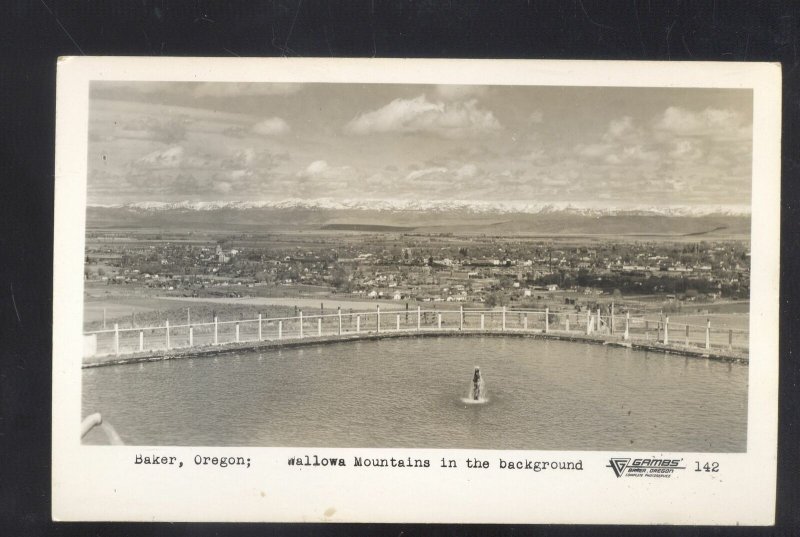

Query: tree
(330, 265), (351, 291)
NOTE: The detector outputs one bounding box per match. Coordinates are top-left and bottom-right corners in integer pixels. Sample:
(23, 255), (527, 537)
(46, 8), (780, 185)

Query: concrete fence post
(338, 307), (342, 335)
(624, 312), (630, 340)
(139, 330), (144, 352)
(586, 310), (591, 335)
(235, 322), (240, 343)
(664, 317), (669, 345)
(278, 320), (283, 340)
(356, 315), (360, 333)
(114, 323), (119, 356)
(545, 307), (550, 334)
(610, 302), (614, 334)
(685, 324), (690, 347)
(596, 307), (601, 333)
(729, 329), (733, 349)
(214, 317), (218, 345)
(565, 315), (570, 332)
(438, 313), (442, 330)
(377, 305), (381, 333)
(317, 318), (322, 336)
(258, 313), (262, 341)
(459, 306), (464, 330)
(299, 311), (304, 339)
(502, 306), (506, 331)
(165, 320), (170, 349)
(705, 319), (711, 350)
(524, 314), (528, 330)
(480, 314), (485, 330)
(417, 306), (421, 330)
(396, 314), (400, 331)
(189, 326), (194, 347)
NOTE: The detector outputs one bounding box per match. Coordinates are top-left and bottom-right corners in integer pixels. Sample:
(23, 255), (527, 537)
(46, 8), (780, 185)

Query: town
(84, 230), (750, 312)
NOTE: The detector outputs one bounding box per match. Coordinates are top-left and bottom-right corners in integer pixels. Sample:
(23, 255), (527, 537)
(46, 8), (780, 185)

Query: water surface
(82, 336), (748, 451)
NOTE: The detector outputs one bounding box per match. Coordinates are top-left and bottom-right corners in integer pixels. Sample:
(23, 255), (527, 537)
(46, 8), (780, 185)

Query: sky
(87, 81), (753, 208)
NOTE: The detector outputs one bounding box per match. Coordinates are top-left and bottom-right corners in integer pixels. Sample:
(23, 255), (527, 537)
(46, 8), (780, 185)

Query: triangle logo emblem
(608, 458), (630, 478)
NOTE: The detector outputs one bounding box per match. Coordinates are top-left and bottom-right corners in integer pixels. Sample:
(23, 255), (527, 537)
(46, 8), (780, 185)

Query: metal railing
(83, 306), (748, 358)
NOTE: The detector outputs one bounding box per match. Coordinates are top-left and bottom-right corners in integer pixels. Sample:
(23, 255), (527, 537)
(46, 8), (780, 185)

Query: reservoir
(82, 336), (748, 451)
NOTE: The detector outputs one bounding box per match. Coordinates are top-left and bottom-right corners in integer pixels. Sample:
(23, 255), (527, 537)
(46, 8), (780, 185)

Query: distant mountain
(86, 199), (751, 237)
(94, 199), (751, 217)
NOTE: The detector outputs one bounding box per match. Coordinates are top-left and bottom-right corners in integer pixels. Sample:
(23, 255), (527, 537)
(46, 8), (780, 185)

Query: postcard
(53, 57), (780, 524)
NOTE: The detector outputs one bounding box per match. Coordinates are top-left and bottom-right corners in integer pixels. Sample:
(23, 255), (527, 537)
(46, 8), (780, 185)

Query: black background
(1, 1), (798, 536)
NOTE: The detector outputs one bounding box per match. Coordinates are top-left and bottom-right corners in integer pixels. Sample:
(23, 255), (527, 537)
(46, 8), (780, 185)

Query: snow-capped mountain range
(91, 199), (751, 217)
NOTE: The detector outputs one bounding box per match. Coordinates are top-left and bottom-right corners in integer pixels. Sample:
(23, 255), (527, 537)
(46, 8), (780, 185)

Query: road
(153, 295), (425, 312)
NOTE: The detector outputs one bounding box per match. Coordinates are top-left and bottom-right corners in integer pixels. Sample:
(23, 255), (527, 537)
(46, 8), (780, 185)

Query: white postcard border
(53, 57), (781, 524)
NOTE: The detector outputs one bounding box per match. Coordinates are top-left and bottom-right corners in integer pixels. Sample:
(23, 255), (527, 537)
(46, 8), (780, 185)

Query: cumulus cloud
(575, 116), (663, 166)
(654, 107), (749, 139)
(135, 146), (187, 169)
(297, 160), (351, 180)
(304, 160), (329, 175)
(602, 116), (642, 143)
(344, 95), (501, 139)
(252, 117), (290, 136)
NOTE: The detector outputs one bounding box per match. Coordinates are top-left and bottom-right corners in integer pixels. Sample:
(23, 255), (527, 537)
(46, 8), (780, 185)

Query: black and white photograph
(52, 57), (781, 524)
(80, 80), (753, 452)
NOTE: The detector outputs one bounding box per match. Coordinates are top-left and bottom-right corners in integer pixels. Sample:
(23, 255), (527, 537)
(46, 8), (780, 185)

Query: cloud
(405, 167), (448, 181)
(252, 117), (290, 136)
(119, 116), (189, 144)
(653, 107), (749, 139)
(541, 177), (570, 186)
(575, 143), (613, 159)
(304, 160), (329, 176)
(344, 95), (501, 139)
(434, 85), (488, 100)
(519, 149), (549, 163)
(135, 146), (187, 169)
(669, 139), (704, 161)
(213, 181), (233, 193)
(605, 145), (660, 165)
(220, 148), (285, 170)
(576, 116), (661, 166)
(297, 160), (351, 180)
(602, 116), (641, 143)
(456, 164), (478, 178)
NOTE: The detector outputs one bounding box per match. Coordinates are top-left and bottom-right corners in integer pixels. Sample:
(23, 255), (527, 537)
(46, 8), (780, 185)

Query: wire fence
(83, 307), (749, 358)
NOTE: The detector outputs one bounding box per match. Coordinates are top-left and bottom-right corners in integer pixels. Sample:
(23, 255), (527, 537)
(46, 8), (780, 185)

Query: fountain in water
(462, 366), (487, 404)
